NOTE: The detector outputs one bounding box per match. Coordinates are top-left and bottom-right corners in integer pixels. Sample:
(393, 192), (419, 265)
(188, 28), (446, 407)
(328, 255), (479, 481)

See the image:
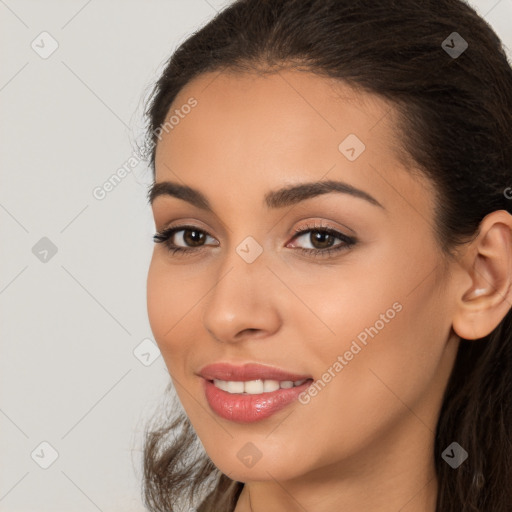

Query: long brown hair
(141, 1), (512, 510)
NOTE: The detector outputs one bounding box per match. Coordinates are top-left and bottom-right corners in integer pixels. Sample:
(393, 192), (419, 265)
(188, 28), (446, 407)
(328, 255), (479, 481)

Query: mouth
(198, 362), (313, 423)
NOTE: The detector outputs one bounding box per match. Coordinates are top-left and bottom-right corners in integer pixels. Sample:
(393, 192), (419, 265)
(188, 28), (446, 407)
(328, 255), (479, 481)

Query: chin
(206, 446), (308, 483)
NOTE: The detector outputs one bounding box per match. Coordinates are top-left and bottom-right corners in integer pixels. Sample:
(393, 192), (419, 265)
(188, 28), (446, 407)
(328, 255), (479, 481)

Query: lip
(199, 362), (313, 423)
(198, 362), (312, 382)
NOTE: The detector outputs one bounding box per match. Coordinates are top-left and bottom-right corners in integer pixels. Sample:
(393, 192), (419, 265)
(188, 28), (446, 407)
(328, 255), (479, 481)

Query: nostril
(237, 328), (263, 339)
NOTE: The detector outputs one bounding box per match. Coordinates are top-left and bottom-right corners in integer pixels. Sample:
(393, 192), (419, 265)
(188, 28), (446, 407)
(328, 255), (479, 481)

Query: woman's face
(147, 69), (461, 483)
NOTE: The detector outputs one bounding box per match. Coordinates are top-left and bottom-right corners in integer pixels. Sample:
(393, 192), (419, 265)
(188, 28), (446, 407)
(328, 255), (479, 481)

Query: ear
(452, 210), (512, 340)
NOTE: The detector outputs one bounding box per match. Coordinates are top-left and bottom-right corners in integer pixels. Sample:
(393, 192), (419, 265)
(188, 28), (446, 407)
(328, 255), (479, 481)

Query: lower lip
(203, 378), (312, 423)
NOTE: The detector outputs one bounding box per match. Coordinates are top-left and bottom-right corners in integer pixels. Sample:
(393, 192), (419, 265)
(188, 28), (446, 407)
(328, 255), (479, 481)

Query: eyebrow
(147, 179), (384, 210)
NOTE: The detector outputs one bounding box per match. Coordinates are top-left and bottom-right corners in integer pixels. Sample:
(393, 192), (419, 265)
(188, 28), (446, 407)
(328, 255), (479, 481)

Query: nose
(202, 244), (282, 344)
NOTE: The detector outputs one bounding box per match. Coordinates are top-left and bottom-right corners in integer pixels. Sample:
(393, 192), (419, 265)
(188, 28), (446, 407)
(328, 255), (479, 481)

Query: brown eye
(308, 230), (337, 249)
(153, 225), (219, 255)
(182, 229), (207, 247)
(288, 225), (357, 258)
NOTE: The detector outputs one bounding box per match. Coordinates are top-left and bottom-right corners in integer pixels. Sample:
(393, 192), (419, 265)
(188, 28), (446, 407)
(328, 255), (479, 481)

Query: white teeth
(263, 380), (280, 392)
(226, 381), (244, 394)
(244, 380), (264, 394)
(212, 378), (308, 394)
(213, 379), (228, 391)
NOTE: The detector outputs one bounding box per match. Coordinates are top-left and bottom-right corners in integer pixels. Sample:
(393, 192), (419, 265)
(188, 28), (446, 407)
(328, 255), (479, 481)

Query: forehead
(153, 68), (434, 218)
(158, 68), (398, 161)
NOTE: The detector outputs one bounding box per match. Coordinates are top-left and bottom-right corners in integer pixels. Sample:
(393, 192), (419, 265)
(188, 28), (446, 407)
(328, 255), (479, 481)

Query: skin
(146, 69), (512, 512)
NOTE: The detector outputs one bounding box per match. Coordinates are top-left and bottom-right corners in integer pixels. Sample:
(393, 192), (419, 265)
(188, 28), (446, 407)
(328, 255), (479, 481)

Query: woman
(141, 0), (512, 510)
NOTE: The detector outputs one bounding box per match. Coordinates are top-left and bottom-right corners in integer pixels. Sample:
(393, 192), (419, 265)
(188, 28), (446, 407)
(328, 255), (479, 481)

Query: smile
(198, 362), (314, 422)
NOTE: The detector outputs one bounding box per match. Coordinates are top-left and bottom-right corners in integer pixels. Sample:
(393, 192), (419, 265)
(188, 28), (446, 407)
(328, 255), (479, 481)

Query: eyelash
(153, 222), (357, 259)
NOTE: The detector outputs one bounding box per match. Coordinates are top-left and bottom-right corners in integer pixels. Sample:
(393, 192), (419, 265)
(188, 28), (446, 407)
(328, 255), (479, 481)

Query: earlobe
(452, 210), (512, 341)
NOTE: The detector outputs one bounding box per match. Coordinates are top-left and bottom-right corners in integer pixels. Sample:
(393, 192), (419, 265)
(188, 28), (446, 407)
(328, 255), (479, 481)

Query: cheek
(147, 257), (169, 343)
(300, 271), (449, 450)
(146, 255), (194, 369)
(289, 249), (450, 445)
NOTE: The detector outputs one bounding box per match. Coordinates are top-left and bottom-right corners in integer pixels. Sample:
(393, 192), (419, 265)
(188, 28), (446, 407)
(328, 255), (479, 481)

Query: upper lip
(198, 362), (312, 382)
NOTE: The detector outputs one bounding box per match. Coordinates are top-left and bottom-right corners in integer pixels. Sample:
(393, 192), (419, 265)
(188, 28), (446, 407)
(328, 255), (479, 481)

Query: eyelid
(288, 222), (356, 246)
(156, 221), (352, 242)
(153, 224), (218, 244)
(291, 219), (355, 238)
(292, 219), (356, 237)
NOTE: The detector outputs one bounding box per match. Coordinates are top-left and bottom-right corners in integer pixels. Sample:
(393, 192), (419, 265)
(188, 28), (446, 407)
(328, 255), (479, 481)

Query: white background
(1, 1), (511, 510)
